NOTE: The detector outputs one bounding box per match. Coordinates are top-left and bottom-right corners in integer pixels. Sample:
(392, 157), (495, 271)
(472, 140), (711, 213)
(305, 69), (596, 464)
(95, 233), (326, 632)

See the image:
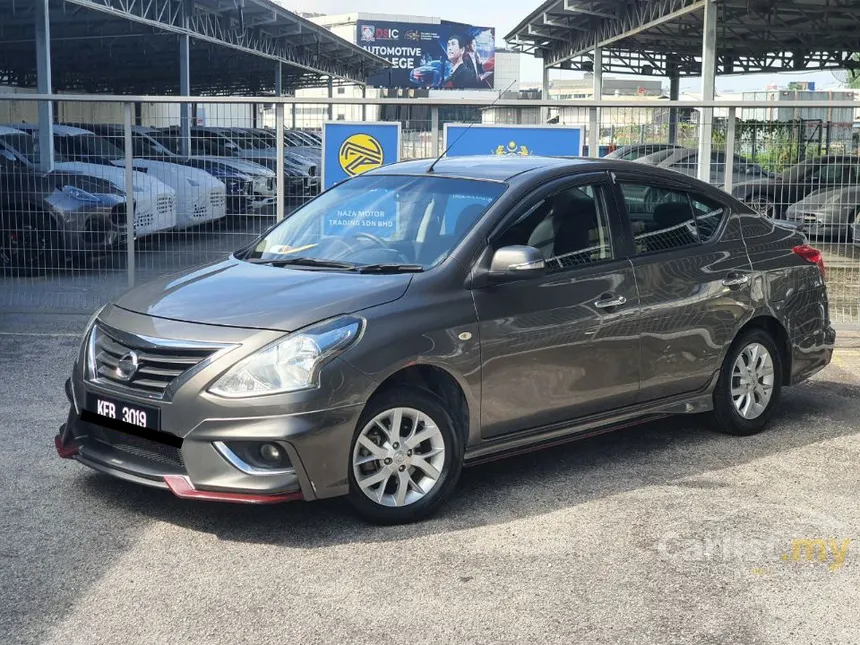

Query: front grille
(97, 426), (184, 469)
(90, 326), (217, 398)
(192, 203), (208, 219)
(156, 194), (175, 223)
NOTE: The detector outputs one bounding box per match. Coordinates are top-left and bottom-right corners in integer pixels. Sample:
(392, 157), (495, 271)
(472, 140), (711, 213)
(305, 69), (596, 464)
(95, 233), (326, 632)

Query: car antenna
(426, 79), (519, 174)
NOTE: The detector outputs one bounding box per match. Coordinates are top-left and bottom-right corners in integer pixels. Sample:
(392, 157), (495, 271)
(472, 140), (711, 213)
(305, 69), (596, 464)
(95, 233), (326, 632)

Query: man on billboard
(444, 34), (477, 89)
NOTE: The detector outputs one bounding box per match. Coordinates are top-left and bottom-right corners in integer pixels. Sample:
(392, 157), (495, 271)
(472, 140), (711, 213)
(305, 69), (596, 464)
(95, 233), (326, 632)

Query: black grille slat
(98, 427), (184, 468)
(91, 326), (217, 398)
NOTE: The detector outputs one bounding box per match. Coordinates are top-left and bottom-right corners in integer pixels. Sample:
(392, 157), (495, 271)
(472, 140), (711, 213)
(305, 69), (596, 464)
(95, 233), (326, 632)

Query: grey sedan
(56, 156), (835, 524)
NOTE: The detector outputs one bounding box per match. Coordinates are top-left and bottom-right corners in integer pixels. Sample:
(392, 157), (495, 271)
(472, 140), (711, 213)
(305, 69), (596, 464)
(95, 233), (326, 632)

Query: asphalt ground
(1, 314), (859, 645)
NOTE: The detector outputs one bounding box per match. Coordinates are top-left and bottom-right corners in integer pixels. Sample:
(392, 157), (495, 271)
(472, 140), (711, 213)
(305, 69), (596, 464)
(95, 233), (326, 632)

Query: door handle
(722, 273), (750, 288)
(594, 295), (627, 309)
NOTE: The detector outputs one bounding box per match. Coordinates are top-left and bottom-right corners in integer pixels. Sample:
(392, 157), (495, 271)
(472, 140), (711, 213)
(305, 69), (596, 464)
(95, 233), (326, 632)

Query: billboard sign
(321, 121), (401, 235)
(442, 124), (585, 158)
(357, 20), (495, 90)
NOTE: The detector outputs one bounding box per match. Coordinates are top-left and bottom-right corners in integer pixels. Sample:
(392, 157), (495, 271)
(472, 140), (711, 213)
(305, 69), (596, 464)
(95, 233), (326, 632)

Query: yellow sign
(338, 133), (384, 177)
(492, 140), (530, 156)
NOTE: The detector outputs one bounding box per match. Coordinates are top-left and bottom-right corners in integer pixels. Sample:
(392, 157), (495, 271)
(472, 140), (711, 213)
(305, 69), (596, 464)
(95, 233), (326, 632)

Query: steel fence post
(276, 102), (285, 222)
(588, 107), (599, 158)
(724, 107), (737, 193)
(431, 106), (440, 158)
(123, 102), (135, 288)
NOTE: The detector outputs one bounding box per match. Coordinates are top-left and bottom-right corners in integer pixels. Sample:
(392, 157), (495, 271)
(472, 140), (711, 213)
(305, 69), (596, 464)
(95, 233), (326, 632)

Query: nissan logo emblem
(115, 350), (139, 382)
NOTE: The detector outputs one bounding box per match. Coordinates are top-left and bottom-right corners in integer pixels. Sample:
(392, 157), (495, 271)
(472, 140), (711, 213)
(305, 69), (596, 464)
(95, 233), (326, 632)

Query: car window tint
(495, 184), (612, 272)
(619, 183), (700, 254)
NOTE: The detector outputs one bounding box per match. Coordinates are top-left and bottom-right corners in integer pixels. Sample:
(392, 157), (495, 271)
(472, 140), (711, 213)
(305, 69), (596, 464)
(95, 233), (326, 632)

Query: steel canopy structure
(506, 0), (860, 77)
(0, 0), (389, 94)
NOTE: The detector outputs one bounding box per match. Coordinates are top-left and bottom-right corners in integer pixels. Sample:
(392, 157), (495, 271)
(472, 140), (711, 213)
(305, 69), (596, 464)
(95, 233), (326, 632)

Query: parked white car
(17, 124), (226, 229)
(1, 125), (176, 237)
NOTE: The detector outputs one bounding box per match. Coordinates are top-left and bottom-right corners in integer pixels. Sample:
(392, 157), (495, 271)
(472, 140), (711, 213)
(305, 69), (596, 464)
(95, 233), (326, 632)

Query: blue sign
(443, 125), (585, 158)
(322, 121), (401, 191)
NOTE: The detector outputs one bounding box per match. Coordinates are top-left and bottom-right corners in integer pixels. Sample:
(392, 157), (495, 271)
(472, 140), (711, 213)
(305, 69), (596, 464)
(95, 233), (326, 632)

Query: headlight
(209, 317), (363, 398)
(62, 185), (101, 204)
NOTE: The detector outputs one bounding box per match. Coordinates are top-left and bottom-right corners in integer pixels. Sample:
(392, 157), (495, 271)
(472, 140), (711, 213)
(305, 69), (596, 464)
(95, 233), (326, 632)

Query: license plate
(85, 393), (160, 431)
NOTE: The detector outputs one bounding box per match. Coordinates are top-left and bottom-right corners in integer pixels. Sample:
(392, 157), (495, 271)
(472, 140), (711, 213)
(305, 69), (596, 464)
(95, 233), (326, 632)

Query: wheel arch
(728, 315), (792, 386)
(368, 363), (474, 447)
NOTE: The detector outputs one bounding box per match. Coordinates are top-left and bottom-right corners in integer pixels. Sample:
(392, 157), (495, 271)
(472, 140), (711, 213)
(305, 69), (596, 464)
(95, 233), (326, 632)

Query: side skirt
(464, 383), (717, 467)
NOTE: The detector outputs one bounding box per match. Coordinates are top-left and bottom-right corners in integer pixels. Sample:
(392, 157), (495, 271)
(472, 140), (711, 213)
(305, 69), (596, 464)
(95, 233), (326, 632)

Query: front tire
(712, 329), (783, 436)
(347, 387), (463, 525)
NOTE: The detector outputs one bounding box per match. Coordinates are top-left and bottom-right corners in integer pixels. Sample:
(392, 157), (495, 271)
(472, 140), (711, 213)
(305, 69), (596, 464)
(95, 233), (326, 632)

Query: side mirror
(488, 245), (546, 281)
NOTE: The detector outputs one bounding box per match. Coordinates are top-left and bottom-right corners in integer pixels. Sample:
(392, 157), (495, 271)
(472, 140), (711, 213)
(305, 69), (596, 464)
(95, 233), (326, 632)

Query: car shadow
(79, 377), (860, 547)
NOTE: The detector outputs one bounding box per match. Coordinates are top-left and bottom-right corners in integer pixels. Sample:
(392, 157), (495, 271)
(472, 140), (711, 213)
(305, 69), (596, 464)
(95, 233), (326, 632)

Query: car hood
(787, 186), (860, 211)
(53, 161), (174, 199)
(111, 159), (224, 191)
(194, 156), (276, 178)
(113, 258), (413, 332)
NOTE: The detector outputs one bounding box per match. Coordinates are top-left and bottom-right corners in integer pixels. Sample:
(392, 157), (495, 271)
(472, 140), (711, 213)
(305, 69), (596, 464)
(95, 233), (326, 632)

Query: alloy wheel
(731, 342), (775, 420)
(352, 407), (446, 508)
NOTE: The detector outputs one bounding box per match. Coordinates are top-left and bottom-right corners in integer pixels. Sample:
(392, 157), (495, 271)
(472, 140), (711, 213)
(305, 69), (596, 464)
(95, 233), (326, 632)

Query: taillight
(792, 244), (826, 280)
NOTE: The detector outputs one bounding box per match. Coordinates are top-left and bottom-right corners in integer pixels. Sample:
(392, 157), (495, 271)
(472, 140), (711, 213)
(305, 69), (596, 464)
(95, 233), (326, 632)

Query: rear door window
(618, 183), (727, 253)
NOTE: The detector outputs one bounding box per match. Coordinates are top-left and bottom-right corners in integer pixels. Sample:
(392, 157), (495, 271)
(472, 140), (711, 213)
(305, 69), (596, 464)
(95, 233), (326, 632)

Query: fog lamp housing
(214, 440), (294, 475)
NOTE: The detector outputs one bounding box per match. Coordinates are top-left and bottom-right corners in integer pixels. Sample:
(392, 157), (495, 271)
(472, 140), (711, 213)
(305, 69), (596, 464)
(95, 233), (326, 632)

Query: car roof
(0, 125), (27, 135)
(367, 155), (603, 182)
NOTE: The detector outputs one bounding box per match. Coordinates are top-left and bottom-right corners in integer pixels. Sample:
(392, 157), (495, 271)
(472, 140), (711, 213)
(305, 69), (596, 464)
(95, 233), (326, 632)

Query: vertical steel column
(275, 61), (282, 96)
(591, 46), (603, 157)
(276, 103), (285, 222)
(540, 65), (550, 124)
(361, 84), (367, 122)
(668, 56), (680, 144)
(588, 108), (599, 159)
(327, 77), (334, 121)
(123, 103), (136, 288)
(431, 106), (440, 158)
(35, 0), (54, 172)
(179, 33), (191, 157)
(697, 0), (717, 183)
(723, 107), (737, 193)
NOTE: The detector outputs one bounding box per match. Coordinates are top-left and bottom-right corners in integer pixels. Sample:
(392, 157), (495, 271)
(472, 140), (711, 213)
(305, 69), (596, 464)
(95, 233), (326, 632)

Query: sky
(287, 0), (843, 93)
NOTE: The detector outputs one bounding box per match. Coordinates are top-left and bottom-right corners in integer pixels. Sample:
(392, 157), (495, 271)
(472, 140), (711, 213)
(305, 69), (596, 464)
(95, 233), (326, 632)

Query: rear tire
(0, 207), (62, 275)
(347, 387), (463, 525)
(712, 329), (783, 436)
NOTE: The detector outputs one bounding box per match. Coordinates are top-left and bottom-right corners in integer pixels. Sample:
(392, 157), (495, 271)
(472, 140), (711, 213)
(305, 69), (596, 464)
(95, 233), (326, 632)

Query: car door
(613, 173), (753, 403)
(473, 173), (641, 439)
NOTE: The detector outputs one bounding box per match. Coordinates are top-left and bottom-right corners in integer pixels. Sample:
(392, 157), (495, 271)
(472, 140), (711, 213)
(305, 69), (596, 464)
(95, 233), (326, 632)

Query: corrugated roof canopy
(506, 0), (860, 76)
(0, 0), (389, 94)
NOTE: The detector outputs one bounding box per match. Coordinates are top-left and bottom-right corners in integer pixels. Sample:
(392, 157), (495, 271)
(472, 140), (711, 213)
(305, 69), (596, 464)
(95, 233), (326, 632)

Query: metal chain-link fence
(1, 94), (858, 324)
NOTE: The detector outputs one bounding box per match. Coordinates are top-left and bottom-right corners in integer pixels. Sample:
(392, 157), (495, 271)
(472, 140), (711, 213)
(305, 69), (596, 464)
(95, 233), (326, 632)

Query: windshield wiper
(244, 257), (358, 270)
(354, 263), (425, 274)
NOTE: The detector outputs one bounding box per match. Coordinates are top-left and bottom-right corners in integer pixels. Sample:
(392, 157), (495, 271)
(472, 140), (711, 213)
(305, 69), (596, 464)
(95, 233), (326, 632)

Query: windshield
(242, 175), (505, 269)
(54, 134), (124, 161)
(0, 133), (38, 163)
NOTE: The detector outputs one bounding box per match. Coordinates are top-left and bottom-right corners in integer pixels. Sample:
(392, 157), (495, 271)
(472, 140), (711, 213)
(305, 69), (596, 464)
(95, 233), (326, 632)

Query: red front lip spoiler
(163, 475), (303, 504)
(55, 434), (79, 459)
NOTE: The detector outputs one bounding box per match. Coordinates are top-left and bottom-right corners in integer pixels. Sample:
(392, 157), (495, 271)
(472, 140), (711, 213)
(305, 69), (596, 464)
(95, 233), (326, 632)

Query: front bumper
(58, 308), (372, 503)
(57, 393), (363, 504)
